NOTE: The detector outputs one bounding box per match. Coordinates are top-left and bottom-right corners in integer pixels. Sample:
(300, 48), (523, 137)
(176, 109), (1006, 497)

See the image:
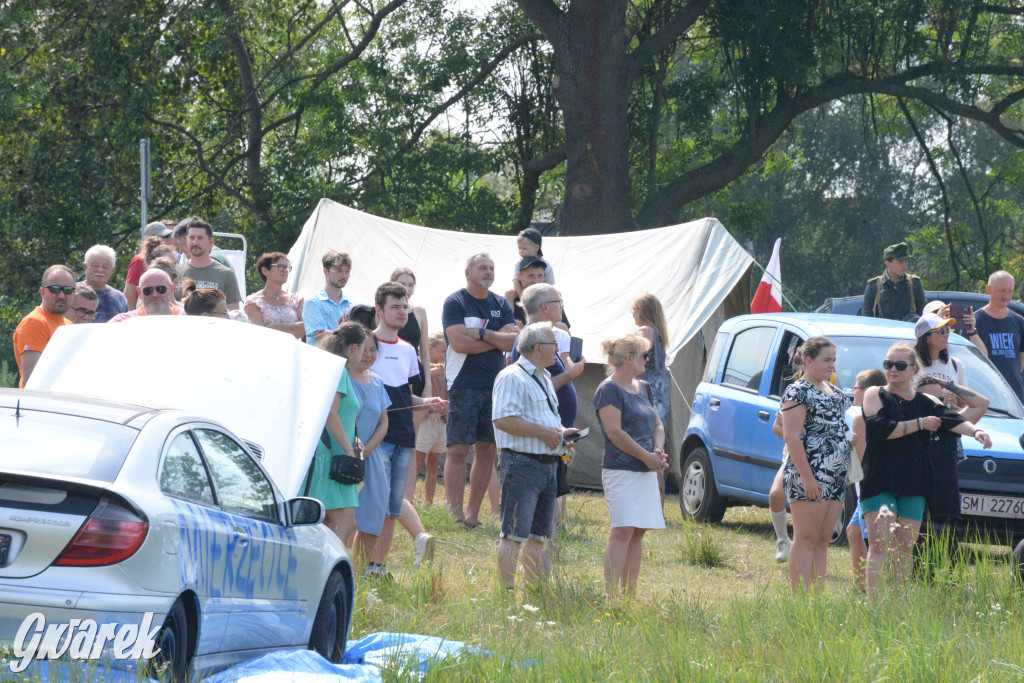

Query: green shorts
(859, 493), (926, 522)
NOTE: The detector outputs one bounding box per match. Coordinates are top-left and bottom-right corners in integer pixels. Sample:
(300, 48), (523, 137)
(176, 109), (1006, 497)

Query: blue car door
(748, 329), (806, 498)
(702, 324), (780, 493)
(194, 428), (305, 653)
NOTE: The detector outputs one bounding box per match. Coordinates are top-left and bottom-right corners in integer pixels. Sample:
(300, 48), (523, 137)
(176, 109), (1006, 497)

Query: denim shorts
(847, 501), (868, 540)
(860, 493), (927, 522)
(497, 449), (557, 542)
(355, 441), (412, 536)
(447, 386), (495, 446)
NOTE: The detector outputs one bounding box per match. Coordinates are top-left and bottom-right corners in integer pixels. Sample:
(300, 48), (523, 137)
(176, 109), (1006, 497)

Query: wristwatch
(478, 327), (486, 340)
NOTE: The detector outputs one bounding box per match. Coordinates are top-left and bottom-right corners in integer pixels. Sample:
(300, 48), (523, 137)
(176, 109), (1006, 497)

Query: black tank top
(398, 311), (426, 396)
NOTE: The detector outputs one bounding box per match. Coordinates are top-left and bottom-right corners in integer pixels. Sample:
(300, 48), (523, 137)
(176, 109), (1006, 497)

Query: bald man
(110, 269), (186, 322)
(975, 270), (1024, 401)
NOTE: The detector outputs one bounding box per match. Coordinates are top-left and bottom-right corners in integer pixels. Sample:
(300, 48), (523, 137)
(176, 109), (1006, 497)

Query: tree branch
(256, 0), (350, 91)
(627, 0), (711, 82)
(515, 144), (567, 231)
(981, 4), (1024, 16)
(261, 0), (409, 107)
(991, 88), (1024, 117)
(636, 67), (1024, 227)
(352, 33), (543, 185)
(513, 0), (566, 52)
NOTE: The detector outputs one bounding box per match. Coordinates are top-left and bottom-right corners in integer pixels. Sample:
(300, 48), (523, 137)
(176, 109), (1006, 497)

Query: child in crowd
(412, 332), (448, 505)
(510, 228), (555, 301)
(846, 368), (886, 593)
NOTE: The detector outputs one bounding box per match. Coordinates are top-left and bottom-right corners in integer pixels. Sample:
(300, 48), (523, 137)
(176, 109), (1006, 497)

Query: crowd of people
(13, 225), (1022, 597)
(11, 221), (673, 594)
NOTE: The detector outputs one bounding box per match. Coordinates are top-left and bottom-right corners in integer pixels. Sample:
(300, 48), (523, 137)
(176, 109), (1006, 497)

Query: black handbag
(321, 428), (365, 485)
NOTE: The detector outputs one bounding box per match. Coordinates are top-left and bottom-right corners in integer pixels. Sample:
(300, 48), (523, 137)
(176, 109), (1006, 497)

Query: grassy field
(355, 491), (1024, 681)
(4, 491), (1023, 681)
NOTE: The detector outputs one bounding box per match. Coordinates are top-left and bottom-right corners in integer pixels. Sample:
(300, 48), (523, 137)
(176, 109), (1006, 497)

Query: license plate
(0, 534), (9, 565)
(960, 494), (1024, 519)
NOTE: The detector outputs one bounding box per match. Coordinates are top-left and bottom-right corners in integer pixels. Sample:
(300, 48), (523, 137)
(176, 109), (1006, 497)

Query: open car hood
(26, 316), (344, 497)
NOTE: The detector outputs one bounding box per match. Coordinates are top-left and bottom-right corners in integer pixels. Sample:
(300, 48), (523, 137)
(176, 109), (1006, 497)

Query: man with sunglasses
(109, 269), (185, 322)
(65, 284), (99, 325)
(13, 265), (75, 387)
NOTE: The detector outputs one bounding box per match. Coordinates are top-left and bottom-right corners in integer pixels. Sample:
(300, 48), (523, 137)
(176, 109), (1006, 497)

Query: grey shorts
(497, 449), (558, 542)
(446, 386), (495, 446)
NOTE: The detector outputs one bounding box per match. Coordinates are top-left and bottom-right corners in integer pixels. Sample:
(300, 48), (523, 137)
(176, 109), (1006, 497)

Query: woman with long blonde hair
(631, 293), (671, 503)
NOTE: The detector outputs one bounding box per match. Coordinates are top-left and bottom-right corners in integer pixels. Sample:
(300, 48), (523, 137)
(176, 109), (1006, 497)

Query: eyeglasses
(72, 306), (97, 319)
(882, 360), (910, 371)
(543, 299), (563, 306)
(536, 341), (558, 347)
(272, 263), (293, 272)
(141, 285), (169, 296)
(44, 285), (76, 295)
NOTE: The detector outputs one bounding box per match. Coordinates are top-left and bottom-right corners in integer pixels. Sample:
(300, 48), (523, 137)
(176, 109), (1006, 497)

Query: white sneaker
(414, 532), (435, 568)
(775, 537), (792, 563)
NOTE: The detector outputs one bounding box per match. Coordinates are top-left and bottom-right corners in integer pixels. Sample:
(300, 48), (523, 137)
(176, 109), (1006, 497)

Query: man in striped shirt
(492, 322), (579, 589)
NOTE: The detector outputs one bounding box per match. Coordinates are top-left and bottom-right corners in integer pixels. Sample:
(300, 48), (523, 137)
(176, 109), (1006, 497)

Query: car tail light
(54, 498), (148, 567)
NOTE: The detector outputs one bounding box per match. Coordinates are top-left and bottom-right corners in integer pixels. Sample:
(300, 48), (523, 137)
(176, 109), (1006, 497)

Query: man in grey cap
(861, 242), (925, 321)
(125, 220), (177, 309)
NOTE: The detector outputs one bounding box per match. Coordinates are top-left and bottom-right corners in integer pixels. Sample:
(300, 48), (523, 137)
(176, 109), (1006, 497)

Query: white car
(0, 317), (354, 680)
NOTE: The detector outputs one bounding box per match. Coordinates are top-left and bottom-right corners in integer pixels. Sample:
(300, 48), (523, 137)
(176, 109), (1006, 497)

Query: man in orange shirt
(13, 265), (75, 387)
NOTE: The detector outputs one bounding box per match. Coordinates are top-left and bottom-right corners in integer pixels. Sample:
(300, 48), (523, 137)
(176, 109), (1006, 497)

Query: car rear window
(0, 410), (139, 483)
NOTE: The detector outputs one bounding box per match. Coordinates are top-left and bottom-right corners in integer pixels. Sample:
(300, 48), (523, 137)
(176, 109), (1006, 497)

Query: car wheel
(830, 486), (858, 546)
(309, 571), (349, 663)
(679, 447), (726, 523)
(146, 599), (189, 682)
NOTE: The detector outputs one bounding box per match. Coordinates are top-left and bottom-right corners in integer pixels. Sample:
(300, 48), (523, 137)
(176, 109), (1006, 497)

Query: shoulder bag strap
(516, 362), (558, 417)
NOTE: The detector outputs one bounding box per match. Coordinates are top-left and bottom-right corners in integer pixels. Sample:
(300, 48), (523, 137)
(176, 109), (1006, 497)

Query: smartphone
(569, 336), (584, 363)
(563, 427), (589, 444)
(949, 304), (970, 335)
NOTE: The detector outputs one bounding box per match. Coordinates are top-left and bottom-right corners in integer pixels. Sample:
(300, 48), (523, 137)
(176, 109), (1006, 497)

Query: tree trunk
(553, 1), (635, 235)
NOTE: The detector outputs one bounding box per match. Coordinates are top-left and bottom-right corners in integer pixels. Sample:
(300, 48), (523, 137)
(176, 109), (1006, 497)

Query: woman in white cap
(913, 312), (965, 395)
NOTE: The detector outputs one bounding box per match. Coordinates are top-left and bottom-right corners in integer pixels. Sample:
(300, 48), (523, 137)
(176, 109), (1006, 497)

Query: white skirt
(602, 468), (665, 530)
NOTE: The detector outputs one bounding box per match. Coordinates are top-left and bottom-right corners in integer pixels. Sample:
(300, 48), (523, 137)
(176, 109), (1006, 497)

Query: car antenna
(14, 399), (21, 425)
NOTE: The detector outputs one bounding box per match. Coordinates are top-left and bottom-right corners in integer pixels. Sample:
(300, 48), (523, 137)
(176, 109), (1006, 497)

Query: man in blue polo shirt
(304, 251), (356, 346)
(442, 253), (518, 528)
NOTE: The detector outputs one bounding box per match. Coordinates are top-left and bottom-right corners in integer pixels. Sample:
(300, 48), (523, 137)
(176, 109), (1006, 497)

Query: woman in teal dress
(305, 321), (366, 546)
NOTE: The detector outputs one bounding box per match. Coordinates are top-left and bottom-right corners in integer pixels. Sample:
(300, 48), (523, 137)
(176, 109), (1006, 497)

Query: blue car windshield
(831, 336), (1024, 419)
(0, 411), (139, 483)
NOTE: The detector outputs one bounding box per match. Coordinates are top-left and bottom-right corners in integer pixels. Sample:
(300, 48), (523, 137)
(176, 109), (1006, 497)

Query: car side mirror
(287, 497), (325, 526)
(1019, 431), (1024, 451)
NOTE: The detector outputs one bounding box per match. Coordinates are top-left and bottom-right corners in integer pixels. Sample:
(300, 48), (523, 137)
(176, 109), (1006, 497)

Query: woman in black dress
(861, 342), (991, 600)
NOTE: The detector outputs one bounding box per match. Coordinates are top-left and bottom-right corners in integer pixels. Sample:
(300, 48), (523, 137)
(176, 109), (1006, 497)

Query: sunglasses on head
(142, 285), (169, 296)
(882, 359), (910, 371)
(44, 285), (76, 295)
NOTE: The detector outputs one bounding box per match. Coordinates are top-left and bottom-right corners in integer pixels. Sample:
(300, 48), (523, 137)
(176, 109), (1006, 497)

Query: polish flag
(750, 238), (783, 314)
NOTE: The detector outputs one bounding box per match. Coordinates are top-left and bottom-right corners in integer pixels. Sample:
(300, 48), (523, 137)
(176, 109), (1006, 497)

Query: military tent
(285, 199), (753, 487)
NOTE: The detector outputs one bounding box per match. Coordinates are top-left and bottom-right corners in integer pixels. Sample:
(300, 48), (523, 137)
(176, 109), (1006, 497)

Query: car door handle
(758, 410), (770, 421)
(232, 529), (250, 546)
(709, 398), (721, 408)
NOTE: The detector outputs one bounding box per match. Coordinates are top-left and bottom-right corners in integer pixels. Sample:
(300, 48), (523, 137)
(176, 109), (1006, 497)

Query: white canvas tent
(286, 199), (753, 487)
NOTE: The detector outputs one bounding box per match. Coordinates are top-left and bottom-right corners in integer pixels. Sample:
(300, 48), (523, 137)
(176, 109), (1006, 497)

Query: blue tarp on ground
(202, 632), (488, 682)
(15, 632), (485, 682)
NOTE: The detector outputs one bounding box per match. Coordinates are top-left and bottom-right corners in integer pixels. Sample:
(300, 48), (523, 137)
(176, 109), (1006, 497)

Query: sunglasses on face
(141, 285), (169, 296)
(44, 285), (76, 295)
(929, 327), (949, 336)
(72, 306), (97, 318)
(882, 359), (910, 371)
